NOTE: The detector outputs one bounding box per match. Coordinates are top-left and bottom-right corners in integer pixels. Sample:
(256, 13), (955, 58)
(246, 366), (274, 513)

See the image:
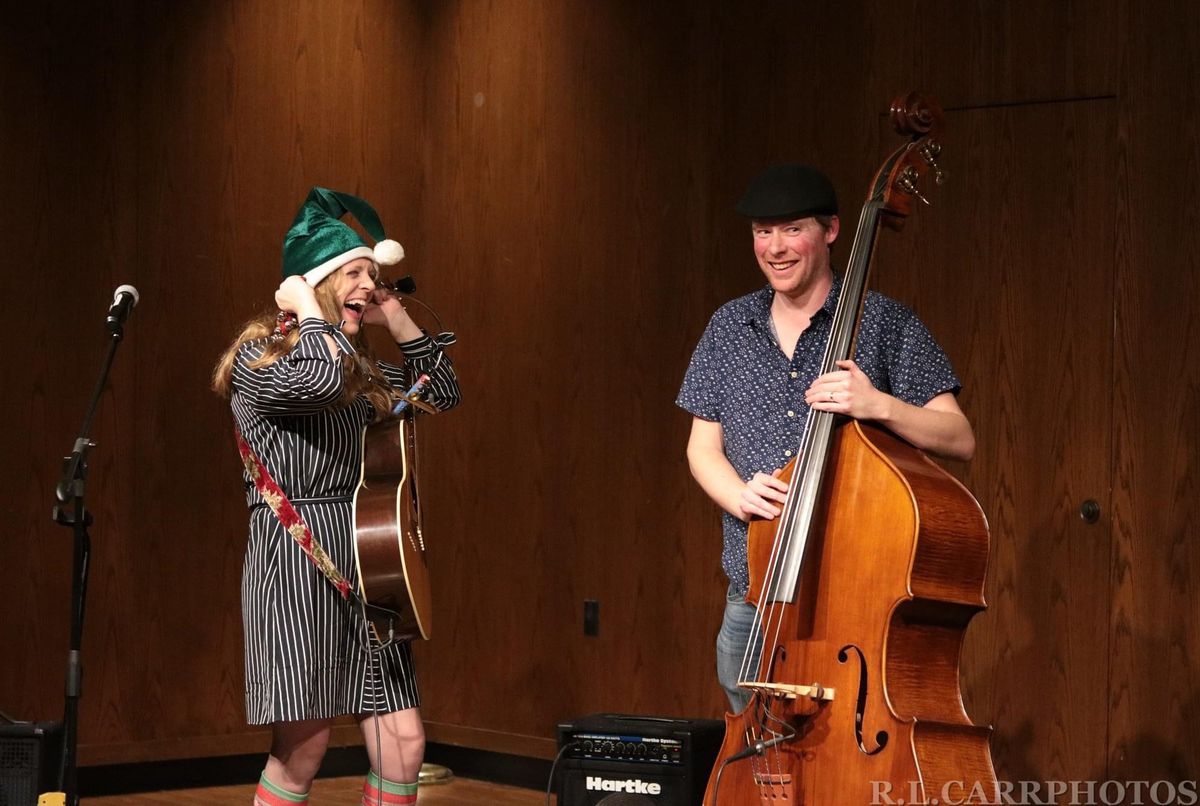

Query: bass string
(739, 202), (883, 681)
(735, 201), (884, 751)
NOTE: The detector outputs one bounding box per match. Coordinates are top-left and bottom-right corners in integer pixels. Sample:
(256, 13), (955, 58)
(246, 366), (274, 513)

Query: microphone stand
(47, 317), (129, 806)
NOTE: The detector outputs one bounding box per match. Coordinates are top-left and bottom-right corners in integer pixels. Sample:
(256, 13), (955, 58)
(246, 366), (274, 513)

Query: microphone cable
(545, 740), (581, 806)
(354, 592), (400, 806)
(707, 727), (795, 805)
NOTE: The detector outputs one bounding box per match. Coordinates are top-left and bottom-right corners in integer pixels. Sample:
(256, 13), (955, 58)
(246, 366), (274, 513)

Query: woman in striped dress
(213, 188), (459, 806)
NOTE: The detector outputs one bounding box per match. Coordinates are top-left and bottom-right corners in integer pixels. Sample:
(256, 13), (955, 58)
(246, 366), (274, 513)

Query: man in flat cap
(675, 164), (975, 713)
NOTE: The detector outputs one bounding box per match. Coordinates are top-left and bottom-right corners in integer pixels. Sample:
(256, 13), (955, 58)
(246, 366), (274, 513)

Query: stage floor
(86, 775), (550, 804)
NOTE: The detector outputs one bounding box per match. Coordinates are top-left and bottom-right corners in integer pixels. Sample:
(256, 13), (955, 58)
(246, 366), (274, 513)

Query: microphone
(727, 732), (792, 762)
(106, 285), (140, 332)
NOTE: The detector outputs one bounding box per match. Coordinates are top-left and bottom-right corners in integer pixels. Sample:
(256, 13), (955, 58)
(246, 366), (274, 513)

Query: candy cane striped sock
(361, 769), (418, 805)
(254, 773), (309, 805)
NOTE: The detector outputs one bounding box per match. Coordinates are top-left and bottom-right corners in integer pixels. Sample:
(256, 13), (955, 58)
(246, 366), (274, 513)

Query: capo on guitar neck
(391, 374), (437, 416)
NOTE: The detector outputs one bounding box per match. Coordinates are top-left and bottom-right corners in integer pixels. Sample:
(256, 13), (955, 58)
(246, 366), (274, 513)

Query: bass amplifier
(0, 722), (61, 806)
(556, 714), (723, 806)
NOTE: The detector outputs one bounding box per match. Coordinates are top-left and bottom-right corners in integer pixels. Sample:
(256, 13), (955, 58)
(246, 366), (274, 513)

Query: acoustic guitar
(352, 408), (433, 642)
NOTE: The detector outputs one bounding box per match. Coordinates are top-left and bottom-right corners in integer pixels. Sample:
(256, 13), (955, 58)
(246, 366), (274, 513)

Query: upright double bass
(705, 93), (999, 805)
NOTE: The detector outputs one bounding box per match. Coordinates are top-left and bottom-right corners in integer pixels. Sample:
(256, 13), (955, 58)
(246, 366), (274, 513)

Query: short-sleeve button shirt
(676, 274), (961, 597)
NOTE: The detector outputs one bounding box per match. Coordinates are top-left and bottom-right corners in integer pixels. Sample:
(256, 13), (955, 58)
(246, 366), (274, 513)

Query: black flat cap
(735, 164), (838, 219)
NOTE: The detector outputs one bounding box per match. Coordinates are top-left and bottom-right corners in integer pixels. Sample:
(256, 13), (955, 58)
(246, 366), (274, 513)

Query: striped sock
(362, 769), (418, 805)
(254, 773), (310, 805)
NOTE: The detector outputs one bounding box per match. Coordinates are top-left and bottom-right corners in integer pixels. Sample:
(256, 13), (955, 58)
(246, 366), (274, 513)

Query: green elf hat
(282, 187), (405, 285)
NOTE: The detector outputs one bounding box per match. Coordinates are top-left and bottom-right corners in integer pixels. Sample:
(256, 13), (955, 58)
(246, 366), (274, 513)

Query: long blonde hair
(212, 275), (397, 416)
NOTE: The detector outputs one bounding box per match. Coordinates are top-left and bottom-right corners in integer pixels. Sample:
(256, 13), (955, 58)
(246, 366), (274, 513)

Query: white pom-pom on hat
(374, 239), (405, 266)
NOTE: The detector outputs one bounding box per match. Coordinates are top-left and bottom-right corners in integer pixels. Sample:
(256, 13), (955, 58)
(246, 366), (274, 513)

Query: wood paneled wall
(1, 0), (1195, 787)
(1110, 0), (1200, 781)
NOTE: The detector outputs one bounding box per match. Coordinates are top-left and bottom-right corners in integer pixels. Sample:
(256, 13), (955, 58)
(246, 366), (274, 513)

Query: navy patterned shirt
(675, 273), (961, 596)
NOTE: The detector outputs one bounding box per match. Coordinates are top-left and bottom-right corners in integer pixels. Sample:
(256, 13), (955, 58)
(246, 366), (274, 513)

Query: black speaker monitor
(0, 722), (62, 806)
(556, 714), (724, 806)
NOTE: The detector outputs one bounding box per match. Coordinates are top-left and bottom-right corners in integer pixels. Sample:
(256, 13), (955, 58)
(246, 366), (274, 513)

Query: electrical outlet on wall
(583, 599), (599, 636)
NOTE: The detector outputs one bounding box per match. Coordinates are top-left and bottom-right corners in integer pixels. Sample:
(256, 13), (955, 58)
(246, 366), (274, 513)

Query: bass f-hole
(838, 643), (889, 755)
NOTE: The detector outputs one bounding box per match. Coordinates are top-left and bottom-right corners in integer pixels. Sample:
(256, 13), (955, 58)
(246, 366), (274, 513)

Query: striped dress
(230, 317), (460, 725)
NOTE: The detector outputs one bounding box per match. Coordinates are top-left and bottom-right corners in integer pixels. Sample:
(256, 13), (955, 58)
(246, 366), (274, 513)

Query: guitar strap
(234, 424), (353, 599)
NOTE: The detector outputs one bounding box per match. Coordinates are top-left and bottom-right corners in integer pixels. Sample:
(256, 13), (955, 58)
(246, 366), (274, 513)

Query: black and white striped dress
(230, 318), (460, 725)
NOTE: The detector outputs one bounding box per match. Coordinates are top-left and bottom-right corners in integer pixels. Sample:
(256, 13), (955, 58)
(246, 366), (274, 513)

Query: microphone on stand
(106, 285), (140, 332)
(727, 732), (793, 762)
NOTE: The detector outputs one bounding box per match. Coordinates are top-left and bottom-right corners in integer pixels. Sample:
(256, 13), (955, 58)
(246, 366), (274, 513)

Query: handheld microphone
(106, 285), (140, 332)
(390, 275), (416, 295)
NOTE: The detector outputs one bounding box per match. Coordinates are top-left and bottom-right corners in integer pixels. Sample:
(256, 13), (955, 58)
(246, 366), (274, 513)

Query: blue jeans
(715, 585), (764, 713)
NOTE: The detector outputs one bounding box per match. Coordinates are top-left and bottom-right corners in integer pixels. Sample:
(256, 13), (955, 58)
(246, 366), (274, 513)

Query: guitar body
(352, 413), (432, 641)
